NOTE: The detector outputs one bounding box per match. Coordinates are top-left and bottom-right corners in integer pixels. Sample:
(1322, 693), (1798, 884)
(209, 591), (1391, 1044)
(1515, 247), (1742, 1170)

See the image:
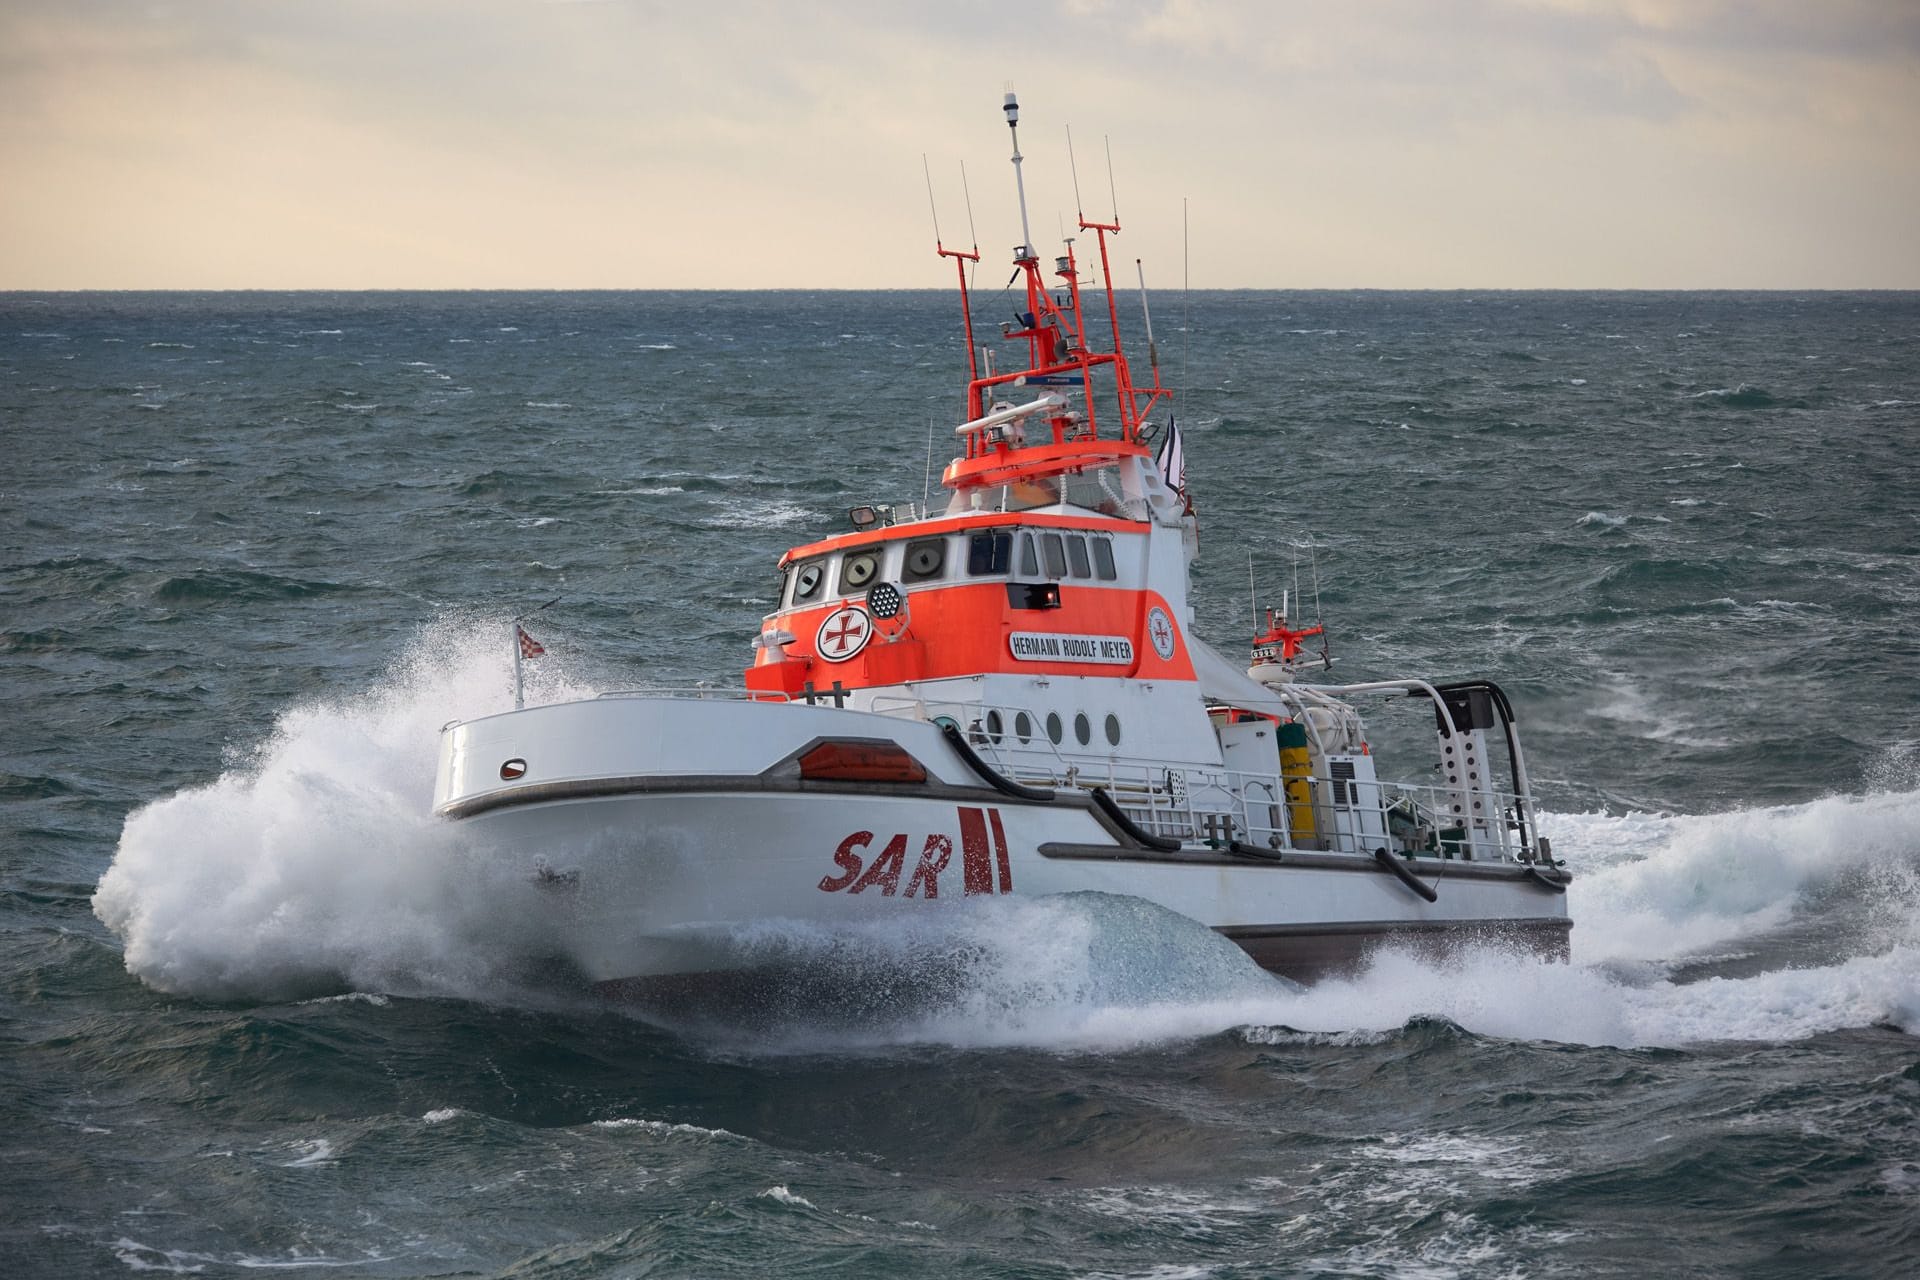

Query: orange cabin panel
(747, 582), (1194, 688)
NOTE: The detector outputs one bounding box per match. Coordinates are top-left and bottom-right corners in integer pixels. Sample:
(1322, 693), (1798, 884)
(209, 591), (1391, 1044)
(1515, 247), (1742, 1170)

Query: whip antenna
(960, 160), (979, 257)
(1067, 123), (1085, 221)
(1248, 551), (1258, 634)
(1136, 259), (1160, 380)
(1181, 197), (1190, 404)
(1104, 135), (1119, 223)
(922, 154), (944, 247)
(923, 418), (935, 511)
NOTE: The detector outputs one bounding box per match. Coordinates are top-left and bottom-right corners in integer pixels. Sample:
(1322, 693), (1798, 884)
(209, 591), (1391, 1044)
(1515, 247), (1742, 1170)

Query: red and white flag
(516, 625), (546, 659)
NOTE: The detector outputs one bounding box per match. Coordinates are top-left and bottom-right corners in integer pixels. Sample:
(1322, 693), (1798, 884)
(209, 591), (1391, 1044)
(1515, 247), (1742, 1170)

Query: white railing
(868, 693), (1535, 863)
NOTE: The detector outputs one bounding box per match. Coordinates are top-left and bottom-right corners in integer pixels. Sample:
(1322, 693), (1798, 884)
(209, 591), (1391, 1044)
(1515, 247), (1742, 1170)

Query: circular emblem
(1146, 606), (1177, 660)
(815, 604), (873, 663)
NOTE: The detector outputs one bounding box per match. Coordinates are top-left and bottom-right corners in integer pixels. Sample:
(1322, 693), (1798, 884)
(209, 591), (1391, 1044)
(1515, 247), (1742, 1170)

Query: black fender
(1089, 786), (1183, 851)
(1373, 847), (1439, 902)
(1524, 866), (1568, 895)
(938, 722), (1054, 802)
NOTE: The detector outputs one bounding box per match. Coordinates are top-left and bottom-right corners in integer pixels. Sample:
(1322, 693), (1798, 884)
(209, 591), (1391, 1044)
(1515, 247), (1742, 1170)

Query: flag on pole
(516, 625), (546, 658)
(1154, 417), (1188, 507)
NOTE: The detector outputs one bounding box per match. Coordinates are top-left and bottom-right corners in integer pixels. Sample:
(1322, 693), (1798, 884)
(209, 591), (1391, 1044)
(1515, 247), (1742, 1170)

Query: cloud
(0, 0), (1913, 286)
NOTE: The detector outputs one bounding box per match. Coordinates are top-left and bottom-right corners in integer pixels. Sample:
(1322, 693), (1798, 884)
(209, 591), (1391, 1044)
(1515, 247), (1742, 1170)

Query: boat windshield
(961, 463), (1145, 519)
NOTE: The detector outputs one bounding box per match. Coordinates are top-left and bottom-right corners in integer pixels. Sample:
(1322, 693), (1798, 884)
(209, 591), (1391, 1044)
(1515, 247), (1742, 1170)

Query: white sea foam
(93, 622), (599, 1000)
(282, 1139), (336, 1167)
(765, 786), (1920, 1054)
(591, 1118), (739, 1140)
(757, 1185), (814, 1207)
(701, 499), (812, 529)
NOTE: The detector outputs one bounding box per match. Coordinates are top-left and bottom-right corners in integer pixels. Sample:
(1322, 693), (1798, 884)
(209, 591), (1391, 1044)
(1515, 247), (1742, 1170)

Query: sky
(1, 0), (1916, 289)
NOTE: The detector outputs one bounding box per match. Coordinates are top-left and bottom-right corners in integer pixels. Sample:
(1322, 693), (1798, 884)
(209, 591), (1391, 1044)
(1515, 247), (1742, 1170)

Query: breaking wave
(92, 622), (599, 1001)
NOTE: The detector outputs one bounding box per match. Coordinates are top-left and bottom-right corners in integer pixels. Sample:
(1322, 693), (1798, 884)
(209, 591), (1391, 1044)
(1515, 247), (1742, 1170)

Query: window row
(786, 527), (1121, 607)
(970, 708), (1124, 750)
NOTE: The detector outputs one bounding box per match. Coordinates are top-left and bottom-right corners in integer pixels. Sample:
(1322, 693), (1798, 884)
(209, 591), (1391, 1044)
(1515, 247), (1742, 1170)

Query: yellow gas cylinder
(1278, 720), (1316, 841)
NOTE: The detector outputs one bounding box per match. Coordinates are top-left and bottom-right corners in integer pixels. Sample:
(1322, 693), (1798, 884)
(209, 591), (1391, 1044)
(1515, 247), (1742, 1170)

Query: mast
(1004, 91), (1036, 266)
(933, 92), (1178, 494)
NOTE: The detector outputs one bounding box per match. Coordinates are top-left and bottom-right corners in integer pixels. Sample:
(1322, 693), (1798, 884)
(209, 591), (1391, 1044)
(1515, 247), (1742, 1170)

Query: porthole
(793, 561), (826, 602)
(840, 550), (880, 593)
(1074, 712), (1091, 746)
(1014, 711), (1033, 744)
(903, 539), (946, 581)
(986, 709), (1004, 744)
(1104, 714), (1121, 746)
(1046, 712), (1064, 745)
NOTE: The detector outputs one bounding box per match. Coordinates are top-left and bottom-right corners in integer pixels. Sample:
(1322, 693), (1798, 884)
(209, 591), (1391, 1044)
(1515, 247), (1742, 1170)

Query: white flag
(1155, 419), (1186, 498)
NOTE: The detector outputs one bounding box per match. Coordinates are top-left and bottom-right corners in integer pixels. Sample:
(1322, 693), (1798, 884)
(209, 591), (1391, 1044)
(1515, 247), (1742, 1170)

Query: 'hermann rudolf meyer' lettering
(1006, 632), (1134, 665)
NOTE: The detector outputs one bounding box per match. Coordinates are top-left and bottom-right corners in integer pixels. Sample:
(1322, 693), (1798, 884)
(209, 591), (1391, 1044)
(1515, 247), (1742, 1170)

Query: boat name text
(1007, 632), (1134, 665)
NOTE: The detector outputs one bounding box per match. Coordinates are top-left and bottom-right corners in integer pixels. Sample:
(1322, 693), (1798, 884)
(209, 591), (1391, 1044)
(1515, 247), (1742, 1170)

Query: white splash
(93, 621), (599, 1001)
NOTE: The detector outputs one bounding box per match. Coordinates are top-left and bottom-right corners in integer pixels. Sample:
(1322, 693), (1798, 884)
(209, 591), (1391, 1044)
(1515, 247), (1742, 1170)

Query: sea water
(3, 290), (1917, 1276)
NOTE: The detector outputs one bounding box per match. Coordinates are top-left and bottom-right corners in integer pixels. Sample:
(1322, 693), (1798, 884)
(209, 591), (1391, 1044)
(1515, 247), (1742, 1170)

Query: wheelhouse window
(1062, 464), (1141, 518)
(1065, 534), (1092, 579)
(1091, 537), (1117, 580)
(1018, 532), (1040, 577)
(902, 538), (946, 582)
(1039, 532), (1067, 578)
(837, 546), (883, 596)
(967, 531), (1012, 576)
(791, 559), (828, 605)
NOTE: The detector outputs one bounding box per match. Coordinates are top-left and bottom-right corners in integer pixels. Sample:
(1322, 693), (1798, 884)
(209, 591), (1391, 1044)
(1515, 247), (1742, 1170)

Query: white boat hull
(436, 697), (1570, 997)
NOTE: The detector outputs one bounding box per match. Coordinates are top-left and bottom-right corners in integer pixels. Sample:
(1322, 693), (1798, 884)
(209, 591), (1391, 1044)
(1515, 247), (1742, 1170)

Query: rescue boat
(433, 94), (1571, 1002)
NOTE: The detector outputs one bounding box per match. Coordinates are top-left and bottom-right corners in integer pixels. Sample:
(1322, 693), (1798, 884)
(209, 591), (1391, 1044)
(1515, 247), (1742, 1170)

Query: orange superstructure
(745, 90), (1198, 714)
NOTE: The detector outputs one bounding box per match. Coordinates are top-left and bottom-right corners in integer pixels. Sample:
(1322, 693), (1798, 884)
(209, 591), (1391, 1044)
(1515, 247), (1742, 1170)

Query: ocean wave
(1688, 384), (1795, 410)
(151, 569), (347, 605)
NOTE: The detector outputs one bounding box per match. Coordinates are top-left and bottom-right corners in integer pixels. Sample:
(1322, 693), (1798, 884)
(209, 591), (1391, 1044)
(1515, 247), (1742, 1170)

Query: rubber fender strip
(1228, 839), (1284, 862)
(1089, 786), (1184, 852)
(1524, 866), (1568, 895)
(938, 723), (1055, 802)
(1373, 847), (1439, 902)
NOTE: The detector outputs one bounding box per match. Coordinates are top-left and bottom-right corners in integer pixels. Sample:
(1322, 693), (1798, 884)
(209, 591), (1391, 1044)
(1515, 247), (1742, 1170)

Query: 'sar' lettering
(905, 834), (953, 898)
(848, 833), (908, 895)
(818, 830), (872, 892)
(819, 808), (1012, 898)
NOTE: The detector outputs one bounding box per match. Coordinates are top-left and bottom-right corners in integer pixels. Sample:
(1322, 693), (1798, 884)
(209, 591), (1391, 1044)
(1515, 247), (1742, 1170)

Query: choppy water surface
(3, 290), (1918, 1277)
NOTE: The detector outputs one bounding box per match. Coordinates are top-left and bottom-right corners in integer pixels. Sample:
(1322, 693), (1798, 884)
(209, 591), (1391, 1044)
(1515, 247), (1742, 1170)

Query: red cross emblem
(815, 605), (873, 663)
(1147, 606), (1177, 660)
